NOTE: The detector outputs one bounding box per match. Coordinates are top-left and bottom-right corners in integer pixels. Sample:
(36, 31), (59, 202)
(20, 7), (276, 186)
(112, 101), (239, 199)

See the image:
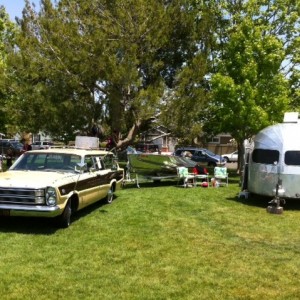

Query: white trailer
(245, 112), (300, 200)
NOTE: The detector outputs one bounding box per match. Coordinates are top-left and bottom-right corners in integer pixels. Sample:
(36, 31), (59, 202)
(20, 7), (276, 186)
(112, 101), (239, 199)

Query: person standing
(23, 141), (32, 152)
(6, 148), (13, 169)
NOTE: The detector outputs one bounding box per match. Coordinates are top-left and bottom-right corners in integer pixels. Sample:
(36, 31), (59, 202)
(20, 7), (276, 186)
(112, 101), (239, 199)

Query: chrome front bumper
(0, 204), (62, 217)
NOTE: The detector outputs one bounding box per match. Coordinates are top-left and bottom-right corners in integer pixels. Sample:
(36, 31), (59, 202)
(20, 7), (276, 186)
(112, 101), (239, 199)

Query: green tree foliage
(205, 0), (299, 160)
(0, 6), (16, 135)
(8, 0), (198, 146)
(163, 0), (299, 149)
(3, 0), (299, 152)
(160, 1), (217, 144)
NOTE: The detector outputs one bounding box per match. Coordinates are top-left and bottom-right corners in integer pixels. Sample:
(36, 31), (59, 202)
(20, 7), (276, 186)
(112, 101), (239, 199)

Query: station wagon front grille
(0, 188), (45, 205)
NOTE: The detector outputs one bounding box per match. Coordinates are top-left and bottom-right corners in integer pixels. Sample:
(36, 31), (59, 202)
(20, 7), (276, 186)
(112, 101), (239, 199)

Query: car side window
(94, 156), (104, 170)
(103, 155), (113, 169)
(84, 156), (94, 171)
(102, 154), (117, 170)
(196, 151), (205, 157)
(84, 155), (104, 171)
(175, 150), (183, 156)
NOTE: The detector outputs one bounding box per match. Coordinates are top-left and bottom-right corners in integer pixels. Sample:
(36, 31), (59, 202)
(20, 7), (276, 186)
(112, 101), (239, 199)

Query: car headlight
(46, 187), (57, 206)
(35, 189), (45, 204)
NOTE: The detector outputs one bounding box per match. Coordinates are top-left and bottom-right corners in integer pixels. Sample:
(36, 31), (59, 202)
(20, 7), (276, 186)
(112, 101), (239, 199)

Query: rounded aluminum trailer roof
(254, 122), (300, 151)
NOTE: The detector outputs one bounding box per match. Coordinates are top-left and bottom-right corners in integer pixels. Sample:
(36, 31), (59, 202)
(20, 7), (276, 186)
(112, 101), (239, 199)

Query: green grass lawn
(0, 172), (300, 299)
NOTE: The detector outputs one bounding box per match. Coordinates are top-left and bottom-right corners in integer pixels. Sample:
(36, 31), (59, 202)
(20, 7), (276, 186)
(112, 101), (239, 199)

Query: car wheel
(223, 156), (229, 163)
(56, 200), (72, 228)
(106, 186), (114, 204)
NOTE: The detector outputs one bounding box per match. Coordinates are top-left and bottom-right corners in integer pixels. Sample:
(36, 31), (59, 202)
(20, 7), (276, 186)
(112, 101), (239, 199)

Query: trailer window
(252, 149), (279, 164)
(285, 151), (300, 166)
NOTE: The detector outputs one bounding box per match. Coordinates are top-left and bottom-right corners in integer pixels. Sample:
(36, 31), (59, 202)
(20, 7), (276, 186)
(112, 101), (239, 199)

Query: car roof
(222, 151), (238, 155)
(176, 147), (206, 150)
(33, 141), (53, 143)
(28, 148), (113, 156)
(0, 139), (18, 142)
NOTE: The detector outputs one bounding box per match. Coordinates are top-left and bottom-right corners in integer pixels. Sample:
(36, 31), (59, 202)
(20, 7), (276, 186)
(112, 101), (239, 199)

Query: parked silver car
(222, 151), (238, 163)
(31, 141), (54, 150)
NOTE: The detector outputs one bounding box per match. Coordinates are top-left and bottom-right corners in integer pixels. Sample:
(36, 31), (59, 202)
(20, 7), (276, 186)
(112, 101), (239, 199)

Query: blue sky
(0, 0), (39, 20)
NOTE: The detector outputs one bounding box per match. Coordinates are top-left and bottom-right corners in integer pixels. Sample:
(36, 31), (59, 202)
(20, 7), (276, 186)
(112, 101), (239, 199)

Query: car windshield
(12, 153), (82, 172)
(205, 149), (218, 156)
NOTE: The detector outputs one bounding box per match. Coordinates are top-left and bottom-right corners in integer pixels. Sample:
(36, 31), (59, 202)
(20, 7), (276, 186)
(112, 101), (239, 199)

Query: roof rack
(48, 145), (108, 151)
(45, 137), (113, 152)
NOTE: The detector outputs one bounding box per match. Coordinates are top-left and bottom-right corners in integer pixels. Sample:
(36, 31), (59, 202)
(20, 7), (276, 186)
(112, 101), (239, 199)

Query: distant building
(32, 132), (53, 143)
(206, 133), (237, 155)
(139, 125), (178, 153)
(140, 127), (236, 155)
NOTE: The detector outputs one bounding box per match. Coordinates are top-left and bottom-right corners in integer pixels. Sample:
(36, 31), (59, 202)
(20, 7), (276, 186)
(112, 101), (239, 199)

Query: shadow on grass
(123, 179), (178, 189)
(0, 216), (58, 234)
(280, 199), (300, 211)
(230, 194), (271, 208)
(0, 197), (114, 234)
(71, 198), (109, 223)
(229, 193), (300, 211)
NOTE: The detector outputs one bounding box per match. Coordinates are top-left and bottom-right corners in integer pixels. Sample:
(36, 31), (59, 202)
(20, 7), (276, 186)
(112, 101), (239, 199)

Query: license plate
(0, 210), (10, 216)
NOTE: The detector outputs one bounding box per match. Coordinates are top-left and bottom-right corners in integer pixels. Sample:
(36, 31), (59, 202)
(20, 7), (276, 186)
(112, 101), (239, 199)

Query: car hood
(208, 154), (226, 164)
(208, 153), (224, 160)
(0, 171), (77, 189)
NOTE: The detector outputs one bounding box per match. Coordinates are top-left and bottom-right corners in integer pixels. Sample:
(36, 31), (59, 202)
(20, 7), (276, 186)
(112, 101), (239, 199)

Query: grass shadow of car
(0, 216), (57, 234)
(70, 197), (110, 223)
(0, 196), (116, 234)
(123, 179), (180, 189)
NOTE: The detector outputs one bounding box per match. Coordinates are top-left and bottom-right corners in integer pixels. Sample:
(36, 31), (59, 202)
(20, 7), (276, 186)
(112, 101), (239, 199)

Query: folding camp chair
(192, 166), (209, 187)
(214, 166), (228, 187)
(177, 167), (195, 187)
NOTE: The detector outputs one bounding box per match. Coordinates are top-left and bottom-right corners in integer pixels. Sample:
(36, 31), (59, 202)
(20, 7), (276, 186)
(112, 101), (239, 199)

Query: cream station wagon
(0, 137), (124, 228)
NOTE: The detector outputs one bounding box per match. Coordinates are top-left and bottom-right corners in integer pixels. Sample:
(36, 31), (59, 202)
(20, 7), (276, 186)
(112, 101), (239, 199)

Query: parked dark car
(174, 147), (225, 166)
(0, 140), (24, 157)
